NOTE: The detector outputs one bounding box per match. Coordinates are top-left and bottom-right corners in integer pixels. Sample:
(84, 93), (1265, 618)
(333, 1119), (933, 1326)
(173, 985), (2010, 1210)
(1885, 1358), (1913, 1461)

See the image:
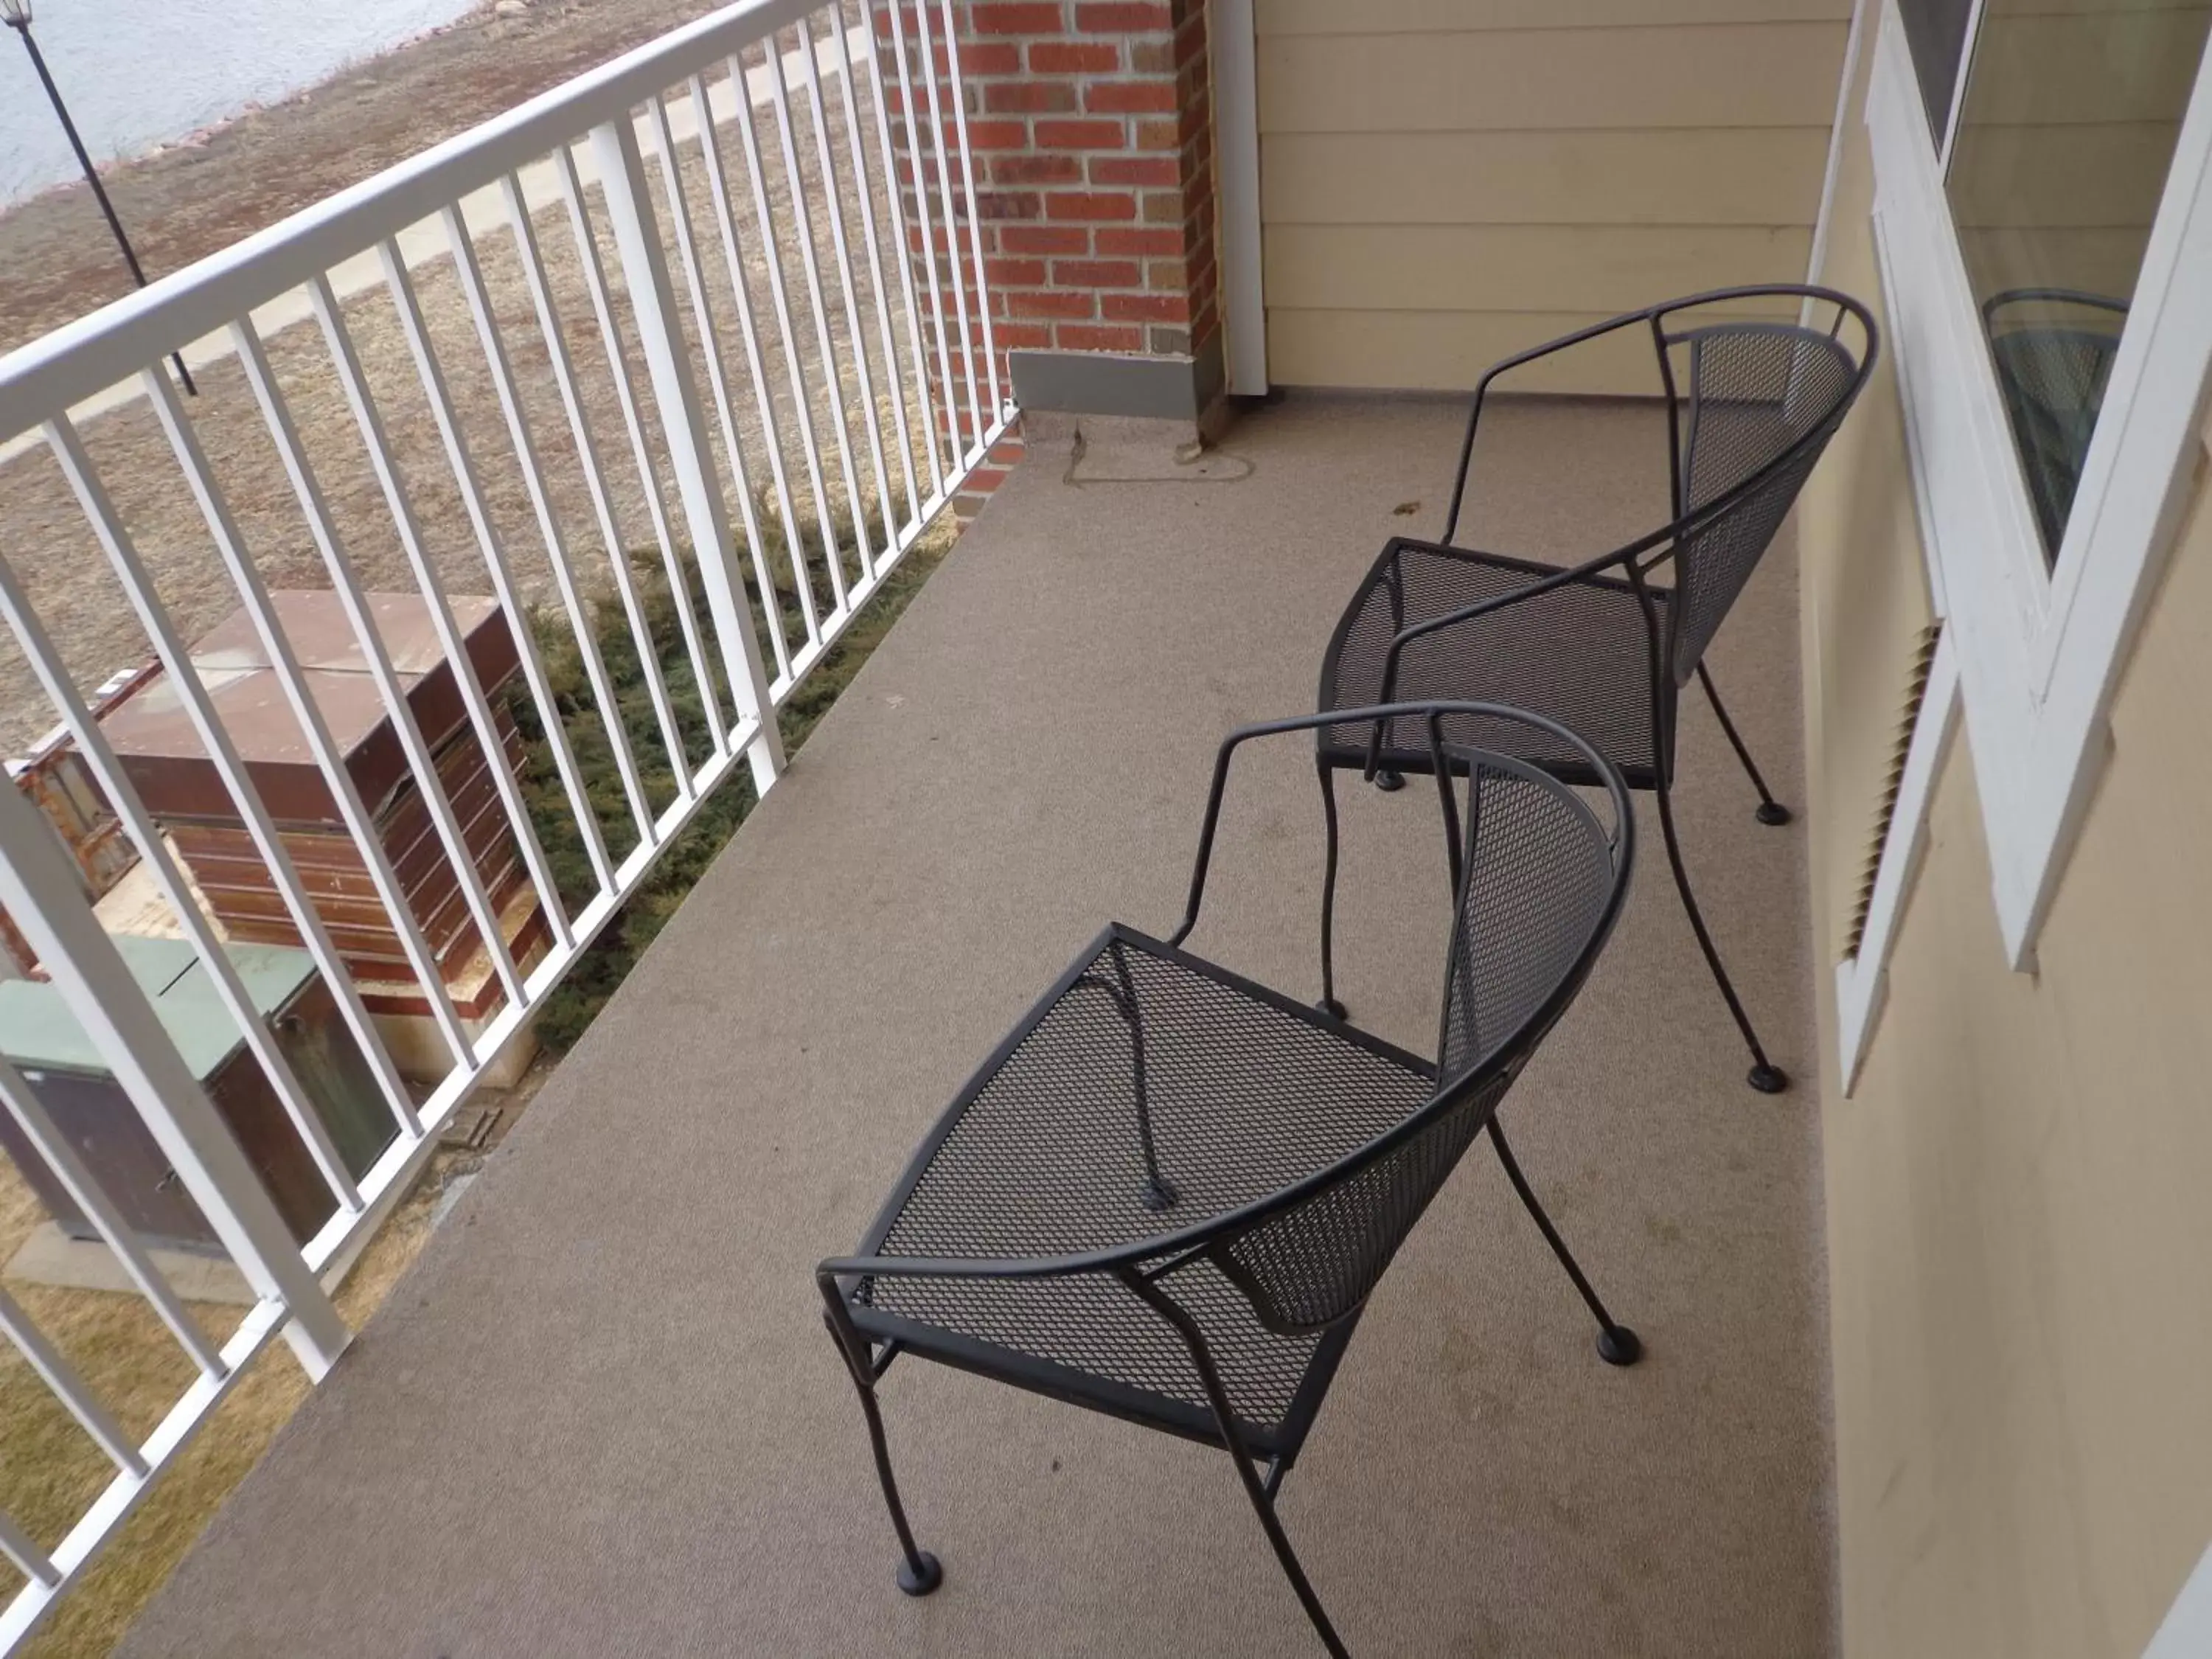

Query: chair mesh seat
(846, 926), (1437, 1453)
(1318, 543), (1669, 787)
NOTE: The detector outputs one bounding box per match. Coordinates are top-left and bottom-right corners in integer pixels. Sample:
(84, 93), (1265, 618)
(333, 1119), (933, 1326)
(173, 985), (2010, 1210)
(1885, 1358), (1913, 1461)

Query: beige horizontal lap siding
(1254, 2), (1852, 392)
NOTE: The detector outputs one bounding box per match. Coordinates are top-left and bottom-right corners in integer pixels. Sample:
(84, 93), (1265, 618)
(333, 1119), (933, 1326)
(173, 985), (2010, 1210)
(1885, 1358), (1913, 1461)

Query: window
(1861, 0), (2212, 966)
(1947, 1), (2212, 563)
(1895, 0), (1973, 140)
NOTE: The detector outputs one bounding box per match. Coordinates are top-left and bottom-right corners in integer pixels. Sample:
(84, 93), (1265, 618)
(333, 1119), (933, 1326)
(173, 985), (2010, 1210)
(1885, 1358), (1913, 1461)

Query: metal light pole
(2, 0), (196, 394)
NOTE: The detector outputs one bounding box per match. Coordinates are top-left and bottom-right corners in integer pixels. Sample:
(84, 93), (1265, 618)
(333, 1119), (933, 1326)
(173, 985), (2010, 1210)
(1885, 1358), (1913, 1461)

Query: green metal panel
(0, 936), (319, 1082)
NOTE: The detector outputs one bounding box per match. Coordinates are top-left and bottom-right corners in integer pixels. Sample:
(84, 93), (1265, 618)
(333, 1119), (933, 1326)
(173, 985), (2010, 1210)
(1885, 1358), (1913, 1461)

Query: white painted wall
(1, 0), (477, 207)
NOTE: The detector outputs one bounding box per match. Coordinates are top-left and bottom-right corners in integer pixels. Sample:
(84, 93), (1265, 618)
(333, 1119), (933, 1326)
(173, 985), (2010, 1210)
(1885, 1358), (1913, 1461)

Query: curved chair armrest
(1441, 283), (1876, 547)
(1444, 308), (1664, 544)
(1175, 700), (1621, 948)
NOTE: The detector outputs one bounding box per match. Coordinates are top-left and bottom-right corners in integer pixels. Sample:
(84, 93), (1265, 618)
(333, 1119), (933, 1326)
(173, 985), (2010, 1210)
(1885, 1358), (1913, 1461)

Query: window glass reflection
(1899, 0), (1976, 140)
(1946, 0), (2212, 563)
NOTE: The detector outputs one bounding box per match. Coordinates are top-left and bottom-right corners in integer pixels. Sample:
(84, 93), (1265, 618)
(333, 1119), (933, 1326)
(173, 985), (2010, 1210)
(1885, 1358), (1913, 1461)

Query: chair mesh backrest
(1666, 321), (1859, 683)
(1219, 757), (1618, 1335)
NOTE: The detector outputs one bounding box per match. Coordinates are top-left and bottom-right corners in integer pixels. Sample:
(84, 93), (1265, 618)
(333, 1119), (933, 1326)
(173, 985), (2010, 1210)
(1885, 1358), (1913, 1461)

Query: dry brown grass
(0, 1130), (481, 1658)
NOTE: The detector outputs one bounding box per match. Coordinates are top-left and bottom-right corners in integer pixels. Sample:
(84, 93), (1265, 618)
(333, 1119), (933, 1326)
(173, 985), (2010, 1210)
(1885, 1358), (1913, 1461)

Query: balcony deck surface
(119, 394), (1834, 1658)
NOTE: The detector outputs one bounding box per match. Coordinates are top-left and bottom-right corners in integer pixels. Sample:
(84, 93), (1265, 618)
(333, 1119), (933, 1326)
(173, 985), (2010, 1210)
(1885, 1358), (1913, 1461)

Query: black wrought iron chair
(1981, 288), (2126, 561)
(818, 701), (1636, 1658)
(1314, 285), (1878, 1094)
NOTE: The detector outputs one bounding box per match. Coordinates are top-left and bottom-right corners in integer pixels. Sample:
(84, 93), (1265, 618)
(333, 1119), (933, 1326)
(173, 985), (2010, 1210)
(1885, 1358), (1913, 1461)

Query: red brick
(1103, 291), (1189, 323)
(965, 119), (1032, 151)
(987, 257), (1048, 285)
(976, 190), (1043, 220)
(1055, 323), (1145, 352)
(1051, 257), (1143, 288)
(970, 3), (1065, 33)
(961, 41), (1023, 74)
(1088, 154), (1180, 187)
(991, 152), (1084, 185)
(984, 80), (1078, 112)
(995, 321), (1054, 349)
(1084, 80), (1178, 114)
(1127, 38), (1174, 73)
(1033, 119), (1129, 150)
(1045, 190), (1138, 221)
(1075, 2), (1172, 30)
(1000, 224), (1090, 254)
(1032, 42), (1122, 77)
(1007, 288), (1098, 318)
(1028, 39), (1120, 73)
(1094, 226), (1182, 256)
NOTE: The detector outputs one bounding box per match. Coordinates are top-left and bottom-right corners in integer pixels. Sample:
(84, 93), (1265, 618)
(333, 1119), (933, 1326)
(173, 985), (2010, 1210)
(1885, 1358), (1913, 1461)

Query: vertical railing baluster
(734, 45), (853, 620)
(50, 407), (425, 1156)
(444, 204), (655, 852)
(0, 518), (420, 1158)
(911, 0), (982, 456)
(591, 114), (787, 790)
(655, 85), (809, 680)
(939, 0), (1004, 423)
(380, 241), (597, 942)
(554, 142), (726, 773)
(0, 1287), (147, 1475)
(147, 361), (462, 1142)
(0, 1057), (223, 1376)
(501, 170), (692, 811)
(769, 18), (873, 591)
(835, 4), (927, 534)
(0, 756), (352, 1380)
(237, 307), (514, 1068)
(0, 1512), (59, 1592)
(882, 0), (961, 479)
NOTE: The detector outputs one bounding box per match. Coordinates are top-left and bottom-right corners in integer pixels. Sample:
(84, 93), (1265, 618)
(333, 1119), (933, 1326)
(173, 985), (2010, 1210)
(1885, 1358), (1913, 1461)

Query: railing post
(588, 116), (786, 793)
(0, 780), (352, 1380)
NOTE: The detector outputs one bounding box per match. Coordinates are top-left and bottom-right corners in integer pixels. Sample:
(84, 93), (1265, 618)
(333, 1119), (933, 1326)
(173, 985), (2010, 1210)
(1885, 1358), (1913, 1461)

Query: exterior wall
(1799, 44), (2212, 1659)
(1253, 0), (1853, 391)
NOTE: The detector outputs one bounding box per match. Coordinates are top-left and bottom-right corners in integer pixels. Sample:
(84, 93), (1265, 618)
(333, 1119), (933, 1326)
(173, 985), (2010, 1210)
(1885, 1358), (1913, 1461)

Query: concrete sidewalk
(120, 394), (1836, 1658)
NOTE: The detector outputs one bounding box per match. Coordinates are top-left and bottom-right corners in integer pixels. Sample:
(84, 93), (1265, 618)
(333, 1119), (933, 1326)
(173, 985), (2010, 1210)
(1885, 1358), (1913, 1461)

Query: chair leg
(1119, 1270), (1351, 1658)
(1696, 662), (1790, 827)
(1485, 1121), (1641, 1368)
(821, 1311), (943, 1596)
(1654, 774), (1790, 1093)
(1316, 760), (1348, 1022)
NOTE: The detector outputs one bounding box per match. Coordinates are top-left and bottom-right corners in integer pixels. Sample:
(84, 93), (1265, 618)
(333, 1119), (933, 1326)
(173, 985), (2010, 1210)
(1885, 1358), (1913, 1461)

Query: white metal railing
(0, 0), (1006, 1644)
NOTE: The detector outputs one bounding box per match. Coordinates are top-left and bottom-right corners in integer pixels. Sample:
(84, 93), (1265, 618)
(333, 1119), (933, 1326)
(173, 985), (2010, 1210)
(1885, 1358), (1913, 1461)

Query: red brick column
(876, 1), (1221, 510)
(967, 0), (1217, 366)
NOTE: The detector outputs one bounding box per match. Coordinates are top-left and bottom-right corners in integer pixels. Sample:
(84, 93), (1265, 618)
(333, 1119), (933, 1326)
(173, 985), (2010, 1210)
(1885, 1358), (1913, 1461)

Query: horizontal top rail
(0, 0), (821, 445)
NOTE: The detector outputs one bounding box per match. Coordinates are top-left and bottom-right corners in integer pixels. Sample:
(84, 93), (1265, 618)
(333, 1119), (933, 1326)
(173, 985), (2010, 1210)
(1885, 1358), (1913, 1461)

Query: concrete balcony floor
(118, 394), (1833, 1658)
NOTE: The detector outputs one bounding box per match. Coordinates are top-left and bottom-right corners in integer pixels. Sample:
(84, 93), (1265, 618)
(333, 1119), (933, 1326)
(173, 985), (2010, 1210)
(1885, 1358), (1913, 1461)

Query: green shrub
(505, 507), (934, 1052)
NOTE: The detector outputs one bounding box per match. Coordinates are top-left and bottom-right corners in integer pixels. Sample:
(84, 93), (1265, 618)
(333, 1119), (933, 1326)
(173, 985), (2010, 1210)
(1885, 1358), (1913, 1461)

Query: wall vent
(1843, 620), (1944, 960)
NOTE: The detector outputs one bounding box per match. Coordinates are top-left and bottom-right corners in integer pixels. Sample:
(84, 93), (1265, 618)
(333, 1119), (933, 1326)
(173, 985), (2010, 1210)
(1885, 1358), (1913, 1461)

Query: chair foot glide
(1597, 1326), (1643, 1367)
(896, 1551), (944, 1597)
